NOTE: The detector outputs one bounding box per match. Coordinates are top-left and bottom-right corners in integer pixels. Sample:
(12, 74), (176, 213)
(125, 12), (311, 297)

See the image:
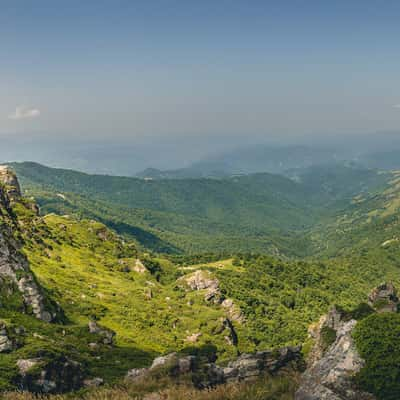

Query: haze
(1, 1), (400, 173)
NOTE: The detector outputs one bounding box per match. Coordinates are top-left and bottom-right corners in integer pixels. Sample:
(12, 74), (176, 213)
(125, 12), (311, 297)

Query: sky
(1, 1), (400, 171)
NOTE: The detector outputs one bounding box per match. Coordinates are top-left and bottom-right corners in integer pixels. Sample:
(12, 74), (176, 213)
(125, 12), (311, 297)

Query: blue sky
(1, 0), (400, 146)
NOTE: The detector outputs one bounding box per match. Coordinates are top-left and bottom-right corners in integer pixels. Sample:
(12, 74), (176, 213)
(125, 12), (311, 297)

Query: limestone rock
(296, 305), (377, 400)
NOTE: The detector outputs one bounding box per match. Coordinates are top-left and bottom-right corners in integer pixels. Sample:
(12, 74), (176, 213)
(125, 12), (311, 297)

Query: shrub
(353, 313), (400, 400)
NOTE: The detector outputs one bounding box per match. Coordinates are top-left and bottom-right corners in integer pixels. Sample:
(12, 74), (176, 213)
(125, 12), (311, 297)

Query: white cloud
(8, 106), (41, 120)
(393, 104), (400, 109)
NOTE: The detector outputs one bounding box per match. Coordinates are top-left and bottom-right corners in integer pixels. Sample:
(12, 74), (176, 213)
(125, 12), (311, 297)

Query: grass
(0, 373), (299, 400)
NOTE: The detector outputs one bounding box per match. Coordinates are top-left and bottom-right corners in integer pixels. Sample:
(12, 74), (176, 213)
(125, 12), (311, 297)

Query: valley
(1, 162), (400, 399)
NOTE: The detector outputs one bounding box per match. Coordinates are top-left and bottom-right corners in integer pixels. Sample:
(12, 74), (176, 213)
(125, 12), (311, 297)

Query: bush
(353, 313), (400, 400)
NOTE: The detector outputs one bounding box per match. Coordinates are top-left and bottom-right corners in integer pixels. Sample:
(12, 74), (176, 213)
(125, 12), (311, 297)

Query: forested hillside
(10, 162), (390, 257)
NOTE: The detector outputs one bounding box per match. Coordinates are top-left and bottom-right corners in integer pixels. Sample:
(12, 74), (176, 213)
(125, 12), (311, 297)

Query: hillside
(9, 162), (390, 257)
(2, 166), (400, 398)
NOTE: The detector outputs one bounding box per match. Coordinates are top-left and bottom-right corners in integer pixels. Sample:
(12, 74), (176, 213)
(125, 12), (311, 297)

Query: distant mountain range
(136, 144), (400, 180)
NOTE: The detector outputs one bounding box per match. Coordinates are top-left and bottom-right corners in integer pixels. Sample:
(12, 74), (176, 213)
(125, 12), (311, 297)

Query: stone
(83, 377), (104, 387)
(133, 259), (147, 273)
(88, 321), (115, 345)
(0, 321), (13, 352)
(185, 332), (202, 343)
(126, 368), (148, 381)
(296, 306), (376, 400)
(182, 270), (219, 291)
(151, 353), (177, 369)
(17, 358), (42, 374)
(125, 346), (301, 389)
(368, 282), (399, 312)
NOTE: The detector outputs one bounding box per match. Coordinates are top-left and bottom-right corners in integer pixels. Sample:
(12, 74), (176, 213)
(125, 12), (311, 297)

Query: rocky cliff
(0, 165), (55, 322)
(295, 283), (399, 400)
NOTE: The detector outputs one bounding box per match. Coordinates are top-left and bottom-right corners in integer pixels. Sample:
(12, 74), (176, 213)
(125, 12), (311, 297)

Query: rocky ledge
(127, 345), (302, 389)
(0, 165), (57, 322)
(295, 283), (397, 400)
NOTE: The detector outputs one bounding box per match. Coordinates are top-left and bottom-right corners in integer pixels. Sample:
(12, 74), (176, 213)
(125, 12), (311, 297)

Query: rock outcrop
(295, 298), (386, 400)
(17, 356), (84, 393)
(368, 282), (398, 312)
(126, 345), (302, 389)
(0, 321), (14, 352)
(180, 270), (245, 323)
(88, 320), (116, 345)
(0, 166), (56, 322)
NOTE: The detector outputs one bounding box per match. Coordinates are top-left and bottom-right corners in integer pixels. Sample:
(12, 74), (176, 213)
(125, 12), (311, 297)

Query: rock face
(0, 321), (14, 352)
(296, 305), (377, 400)
(17, 357), (84, 393)
(0, 166), (21, 199)
(0, 166), (55, 322)
(126, 346), (301, 389)
(368, 282), (398, 312)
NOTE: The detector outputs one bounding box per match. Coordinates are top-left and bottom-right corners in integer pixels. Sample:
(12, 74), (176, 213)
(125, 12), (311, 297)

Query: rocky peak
(0, 165), (21, 200)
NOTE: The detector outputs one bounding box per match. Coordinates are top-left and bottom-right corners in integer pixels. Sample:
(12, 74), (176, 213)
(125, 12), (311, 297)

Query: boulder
(88, 321), (115, 345)
(17, 357), (84, 393)
(83, 377), (104, 387)
(133, 259), (147, 273)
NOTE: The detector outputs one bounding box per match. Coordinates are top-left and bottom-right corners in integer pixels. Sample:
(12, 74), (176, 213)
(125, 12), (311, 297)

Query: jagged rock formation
(368, 282), (399, 312)
(0, 165), (21, 199)
(126, 346), (301, 389)
(0, 166), (55, 322)
(180, 270), (245, 323)
(295, 296), (389, 400)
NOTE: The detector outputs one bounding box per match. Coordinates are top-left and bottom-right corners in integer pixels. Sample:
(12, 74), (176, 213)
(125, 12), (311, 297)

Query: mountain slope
(10, 162), (390, 257)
